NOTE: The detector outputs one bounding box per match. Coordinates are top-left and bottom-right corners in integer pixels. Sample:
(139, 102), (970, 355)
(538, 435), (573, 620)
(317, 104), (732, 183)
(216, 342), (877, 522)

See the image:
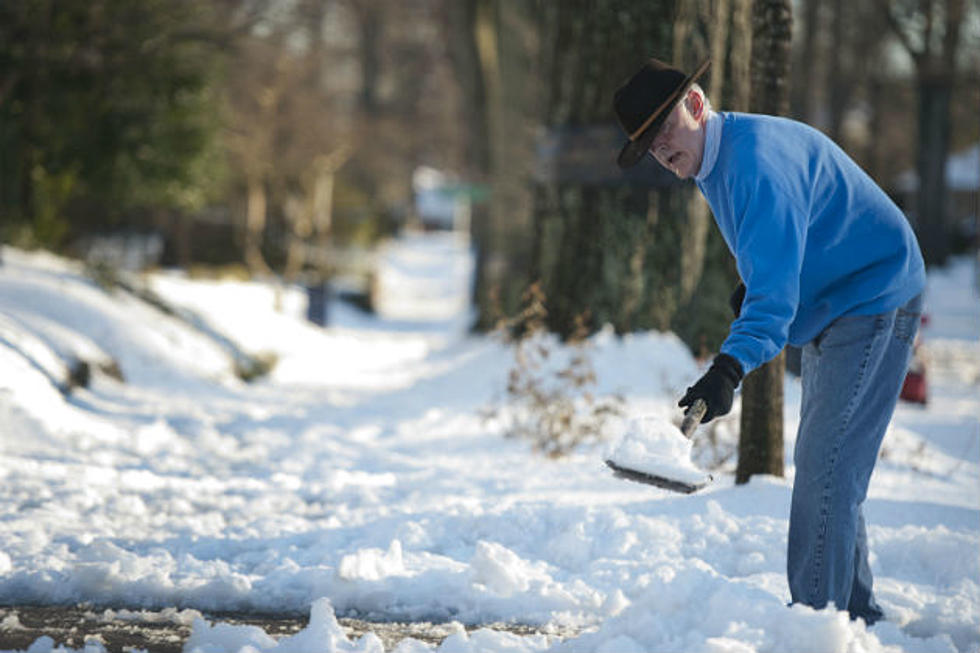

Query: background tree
(342, 0), (461, 233)
(533, 1), (681, 338)
(446, 0), (497, 329)
(672, 0), (723, 309)
(735, 0), (792, 485)
(445, 0), (539, 330)
(787, 0), (978, 262)
(0, 0), (242, 248)
(2, 0), (971, 363)
(518, 0), (743, 354)
(266, 0), (353, 287)
(222, 34), (284, 277)
(882, 0), (968, 266)
(217, 0), (458, 280)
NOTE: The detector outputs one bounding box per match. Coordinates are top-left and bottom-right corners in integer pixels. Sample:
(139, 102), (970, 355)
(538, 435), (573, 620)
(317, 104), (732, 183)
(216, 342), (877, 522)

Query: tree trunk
(736, 0), (792, 484)
(448, 0), (496, 328)
(447, 1), (492, 176)
(825, 0), (847, 142)
(677, 0), (729, 303)
(915, 70), (954, 265)
(528, 2), (690, 339)
(730, 0), (753, 111)
(244, 175), (272, 277)
(282, 193), (312, 284)
(353, 3), (382, 116)
(312, 156), (340, 280)
(736, 353), (785, 482)
(706, 0), (731, 112)
(791, 0), (819, 122)
(864, 75), (884, 177)
(750, 0), (792, 116)
(472, 0), (509, 329)
(881, 0), (965, 267)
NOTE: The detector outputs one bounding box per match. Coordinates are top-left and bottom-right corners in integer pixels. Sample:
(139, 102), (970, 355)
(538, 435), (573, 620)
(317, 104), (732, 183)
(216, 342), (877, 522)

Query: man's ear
(687, 89), (704, 120)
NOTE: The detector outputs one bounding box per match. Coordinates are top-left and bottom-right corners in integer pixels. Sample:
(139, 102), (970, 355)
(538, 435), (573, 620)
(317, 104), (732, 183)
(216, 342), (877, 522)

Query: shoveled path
(0, 605), (553, 652)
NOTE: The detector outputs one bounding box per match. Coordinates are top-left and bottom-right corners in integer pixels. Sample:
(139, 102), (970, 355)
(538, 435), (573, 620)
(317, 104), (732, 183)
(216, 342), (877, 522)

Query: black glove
(678, 353), (744, 423)
(729, 281), (746, 318)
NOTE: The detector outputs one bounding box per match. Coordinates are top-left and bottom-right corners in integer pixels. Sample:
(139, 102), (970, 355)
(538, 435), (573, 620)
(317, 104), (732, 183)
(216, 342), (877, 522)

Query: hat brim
(616, 59), (710, 169)
(617, 115), (666, 168)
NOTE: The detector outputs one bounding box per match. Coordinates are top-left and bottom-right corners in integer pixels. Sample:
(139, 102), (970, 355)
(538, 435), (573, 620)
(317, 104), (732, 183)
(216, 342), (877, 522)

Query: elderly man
(613, 58), (925, 625)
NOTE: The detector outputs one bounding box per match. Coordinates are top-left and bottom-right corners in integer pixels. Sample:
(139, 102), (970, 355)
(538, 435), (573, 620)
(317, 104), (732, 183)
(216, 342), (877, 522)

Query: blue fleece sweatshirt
(695, 112), (926, 375)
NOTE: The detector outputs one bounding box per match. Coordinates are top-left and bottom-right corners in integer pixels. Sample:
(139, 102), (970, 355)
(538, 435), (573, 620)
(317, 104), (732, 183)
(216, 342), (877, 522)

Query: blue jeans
(788, 293), (922, 625)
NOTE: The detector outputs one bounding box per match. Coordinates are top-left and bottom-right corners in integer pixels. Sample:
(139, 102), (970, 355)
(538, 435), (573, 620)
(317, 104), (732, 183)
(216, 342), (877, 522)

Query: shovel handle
(680, 398), (707, 438)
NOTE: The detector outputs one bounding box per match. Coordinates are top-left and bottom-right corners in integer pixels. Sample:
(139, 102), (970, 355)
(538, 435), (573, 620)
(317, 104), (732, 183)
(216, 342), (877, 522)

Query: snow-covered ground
(0, 235), (977, 653)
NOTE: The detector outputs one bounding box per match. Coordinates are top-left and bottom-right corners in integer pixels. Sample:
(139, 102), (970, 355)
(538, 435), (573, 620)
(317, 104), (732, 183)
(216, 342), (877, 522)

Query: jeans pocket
(893, 293), (923, 345)
(893, 308), (921, 344)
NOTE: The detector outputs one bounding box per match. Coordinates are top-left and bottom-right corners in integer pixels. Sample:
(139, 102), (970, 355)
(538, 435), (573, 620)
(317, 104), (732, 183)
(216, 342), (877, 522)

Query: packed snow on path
(0, 235), (977, 653)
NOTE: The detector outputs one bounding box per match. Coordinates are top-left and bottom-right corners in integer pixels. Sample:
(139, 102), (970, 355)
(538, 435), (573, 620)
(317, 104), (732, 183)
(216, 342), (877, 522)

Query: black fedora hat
(613, 58), (711, 168)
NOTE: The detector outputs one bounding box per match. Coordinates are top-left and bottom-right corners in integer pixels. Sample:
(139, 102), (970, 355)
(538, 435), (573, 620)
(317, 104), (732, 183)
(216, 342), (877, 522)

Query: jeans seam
(808, 317), (884, 603)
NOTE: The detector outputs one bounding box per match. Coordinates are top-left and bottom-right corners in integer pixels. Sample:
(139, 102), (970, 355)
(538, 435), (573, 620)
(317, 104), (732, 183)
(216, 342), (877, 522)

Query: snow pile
(0, 248), (236, 391)
(186, 599), (386, 653)
(0, 241), (977, 653)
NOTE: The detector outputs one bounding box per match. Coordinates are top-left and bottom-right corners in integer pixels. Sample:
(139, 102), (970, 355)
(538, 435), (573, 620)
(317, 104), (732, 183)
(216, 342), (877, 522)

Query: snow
(895, 143), (980, 192)
(606, 416), (712, 488)
(0, 238), (978, 653)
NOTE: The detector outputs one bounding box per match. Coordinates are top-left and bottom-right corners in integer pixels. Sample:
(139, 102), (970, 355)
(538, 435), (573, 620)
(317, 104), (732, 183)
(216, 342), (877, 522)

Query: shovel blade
(605, 459), (711, 494)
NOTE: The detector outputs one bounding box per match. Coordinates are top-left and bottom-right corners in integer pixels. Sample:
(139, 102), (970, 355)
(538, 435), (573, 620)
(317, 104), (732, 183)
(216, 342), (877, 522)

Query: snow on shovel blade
(605, 398), (712, 494)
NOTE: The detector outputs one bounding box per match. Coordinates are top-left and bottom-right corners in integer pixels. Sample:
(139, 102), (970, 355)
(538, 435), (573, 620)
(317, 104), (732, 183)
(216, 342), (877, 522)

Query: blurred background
(1, 0), (978, 355)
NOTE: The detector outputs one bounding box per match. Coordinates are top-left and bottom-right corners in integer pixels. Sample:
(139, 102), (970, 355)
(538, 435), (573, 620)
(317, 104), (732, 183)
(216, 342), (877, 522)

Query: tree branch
(879, 0), (923, 64)
(942, 0), (965, 67)
(922, 0), (934, 59)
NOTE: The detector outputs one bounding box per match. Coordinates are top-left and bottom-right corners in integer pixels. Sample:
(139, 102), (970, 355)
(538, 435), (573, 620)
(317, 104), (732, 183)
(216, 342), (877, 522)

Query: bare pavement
(0, 605), (552, 652)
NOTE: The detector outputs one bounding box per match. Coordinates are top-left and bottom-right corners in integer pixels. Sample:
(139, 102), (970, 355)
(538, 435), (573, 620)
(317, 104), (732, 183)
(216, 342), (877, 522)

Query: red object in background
(900, 369), (928, 404)
(899, 313), (930, 405)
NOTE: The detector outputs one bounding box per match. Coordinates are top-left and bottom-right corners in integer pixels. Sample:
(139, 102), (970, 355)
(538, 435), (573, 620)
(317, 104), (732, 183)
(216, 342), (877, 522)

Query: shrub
(494, 282), (624, 458)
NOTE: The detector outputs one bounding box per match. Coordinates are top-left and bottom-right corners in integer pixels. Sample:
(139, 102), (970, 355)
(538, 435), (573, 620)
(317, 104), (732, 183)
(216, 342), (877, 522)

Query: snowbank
(0, 242), (977, 653)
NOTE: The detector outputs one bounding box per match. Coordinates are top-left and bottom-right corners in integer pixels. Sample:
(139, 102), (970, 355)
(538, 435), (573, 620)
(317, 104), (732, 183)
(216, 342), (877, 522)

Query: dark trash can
(306, 281), (330, 327)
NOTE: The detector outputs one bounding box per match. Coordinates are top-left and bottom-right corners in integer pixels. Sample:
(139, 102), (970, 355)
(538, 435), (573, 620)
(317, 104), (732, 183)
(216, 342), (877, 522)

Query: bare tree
(673, 0), (721, 304)
(791, 0), (820, 123)
(881, 0), (968, 265)
(735, 0), (792, 485)
(730, 0), (754, 111)
(446, 0), (496, 327)
(222, 1), (360, 283)
(224, 38), (287, 277)
(446, 0), (539, 328)
(276, 0), (353, 286)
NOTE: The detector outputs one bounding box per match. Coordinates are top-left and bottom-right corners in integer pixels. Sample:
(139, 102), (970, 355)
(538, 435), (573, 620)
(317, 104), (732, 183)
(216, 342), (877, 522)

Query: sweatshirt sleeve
(719, 170), (807, 375)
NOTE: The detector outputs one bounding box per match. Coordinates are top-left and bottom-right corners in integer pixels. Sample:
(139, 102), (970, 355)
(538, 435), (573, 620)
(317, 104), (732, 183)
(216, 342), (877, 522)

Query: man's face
(649, 91), (706, 179)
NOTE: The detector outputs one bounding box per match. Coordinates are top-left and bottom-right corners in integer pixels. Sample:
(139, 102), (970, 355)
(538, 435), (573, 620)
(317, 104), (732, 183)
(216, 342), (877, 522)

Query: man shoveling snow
(611, 57), (926, 627)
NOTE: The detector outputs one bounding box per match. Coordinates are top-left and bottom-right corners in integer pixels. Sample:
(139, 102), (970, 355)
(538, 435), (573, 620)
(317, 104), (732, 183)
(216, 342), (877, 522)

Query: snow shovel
(605, 398), (712, 494)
